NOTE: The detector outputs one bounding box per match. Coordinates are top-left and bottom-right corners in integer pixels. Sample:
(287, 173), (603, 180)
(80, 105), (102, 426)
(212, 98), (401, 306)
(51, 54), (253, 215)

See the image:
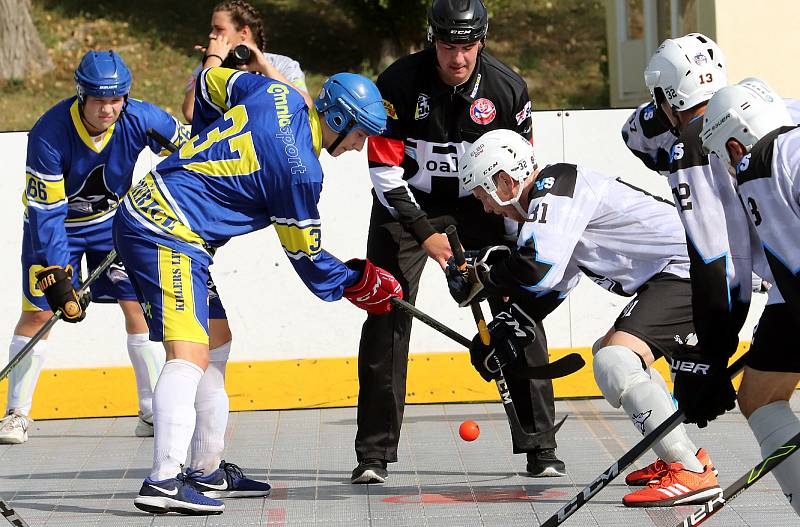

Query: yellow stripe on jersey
(23, 172), (66, 206)
(127, 174), (206, 246)
(308, 106), (322, 157)
(157, 245), (208, 344)
(202, 67), (240, 112)
(273, 221), (322, 258)
(69, 100), (116, 153)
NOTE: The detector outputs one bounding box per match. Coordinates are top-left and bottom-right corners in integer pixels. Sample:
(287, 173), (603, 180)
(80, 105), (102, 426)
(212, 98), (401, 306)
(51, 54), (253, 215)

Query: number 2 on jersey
(179, 105), (261, 177)
(671, 183), (693, 211)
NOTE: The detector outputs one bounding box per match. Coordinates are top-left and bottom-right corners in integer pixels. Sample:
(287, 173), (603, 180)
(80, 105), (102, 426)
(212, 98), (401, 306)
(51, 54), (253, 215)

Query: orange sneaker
(623, 462), (721, 507)
(625, 448), (715, 486)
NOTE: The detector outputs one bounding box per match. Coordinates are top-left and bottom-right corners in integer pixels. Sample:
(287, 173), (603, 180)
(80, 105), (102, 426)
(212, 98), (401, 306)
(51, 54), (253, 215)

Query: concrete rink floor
(0, 395), (797, 526)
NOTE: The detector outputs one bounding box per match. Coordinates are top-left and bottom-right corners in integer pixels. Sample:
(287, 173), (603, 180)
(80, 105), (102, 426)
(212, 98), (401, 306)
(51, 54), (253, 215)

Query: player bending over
(0, 50), (187, 444)
(447, 129), (721, 507)
(113, 67), (401, 515)
(624, 33), (800, 497)
(698, 79), (800, 515)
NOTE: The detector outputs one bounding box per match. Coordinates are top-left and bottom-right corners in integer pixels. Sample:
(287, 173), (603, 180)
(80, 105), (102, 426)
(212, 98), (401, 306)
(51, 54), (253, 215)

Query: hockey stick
(0, 499), (29, 527)
(541, 353), (750, 527)
(445, 225), (566, 450)
(0, 250), (118, 383)
(146, 127), (179, 153)
(677, 429), (800, 527)
(391, 297), (584, 380)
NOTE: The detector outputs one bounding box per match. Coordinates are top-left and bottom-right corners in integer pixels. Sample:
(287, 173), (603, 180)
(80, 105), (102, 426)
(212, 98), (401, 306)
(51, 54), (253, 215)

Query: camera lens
(232, 45), (250, 65)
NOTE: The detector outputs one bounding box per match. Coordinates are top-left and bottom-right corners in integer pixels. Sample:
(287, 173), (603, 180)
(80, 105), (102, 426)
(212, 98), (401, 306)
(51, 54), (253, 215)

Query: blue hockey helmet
(315, 73), (387, 138)
(75, 50), (132, 103)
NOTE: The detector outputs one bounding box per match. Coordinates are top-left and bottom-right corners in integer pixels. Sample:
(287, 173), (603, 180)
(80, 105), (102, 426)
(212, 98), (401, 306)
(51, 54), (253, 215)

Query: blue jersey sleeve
(133, 99), (190, 154)
(265, 109), (359, 301)
(24, 129), (69, 267)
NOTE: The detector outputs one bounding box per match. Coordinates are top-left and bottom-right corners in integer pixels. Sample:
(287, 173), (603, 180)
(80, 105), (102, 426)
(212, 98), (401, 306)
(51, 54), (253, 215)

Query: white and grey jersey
(621, 101), (677, 174)
(487, 163), (689, 299)
(736, 125), (800, 313)
(185, 51), (307, 92)
(667, 117), (759, 305)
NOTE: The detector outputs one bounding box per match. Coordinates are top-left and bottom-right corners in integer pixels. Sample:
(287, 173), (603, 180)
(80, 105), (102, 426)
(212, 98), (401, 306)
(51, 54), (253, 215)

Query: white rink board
(0, 109), (764, 368)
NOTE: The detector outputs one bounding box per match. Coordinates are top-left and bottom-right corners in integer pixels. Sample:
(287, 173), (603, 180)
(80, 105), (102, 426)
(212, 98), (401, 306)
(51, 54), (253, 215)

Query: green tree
(339, 0), (510, 70)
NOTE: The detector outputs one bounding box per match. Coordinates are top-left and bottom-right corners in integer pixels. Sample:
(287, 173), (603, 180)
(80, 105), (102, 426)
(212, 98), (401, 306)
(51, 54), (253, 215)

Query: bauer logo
(470, 98), (496, 125)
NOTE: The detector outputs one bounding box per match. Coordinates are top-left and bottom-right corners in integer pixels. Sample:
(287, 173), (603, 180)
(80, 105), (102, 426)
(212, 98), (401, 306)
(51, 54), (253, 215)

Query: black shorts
(746, 303), (800, 373)
(613, 273), (696, 361)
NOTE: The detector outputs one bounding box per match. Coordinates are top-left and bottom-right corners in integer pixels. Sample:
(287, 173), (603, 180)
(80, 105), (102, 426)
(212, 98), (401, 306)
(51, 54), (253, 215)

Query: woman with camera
(181, 0), (312, 123)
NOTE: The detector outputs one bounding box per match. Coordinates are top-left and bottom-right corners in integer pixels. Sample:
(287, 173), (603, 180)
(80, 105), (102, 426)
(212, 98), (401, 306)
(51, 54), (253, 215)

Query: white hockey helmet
(459, 129), (537, 214)
(644, 33), (727, 111)
(700, 77), (794, 169)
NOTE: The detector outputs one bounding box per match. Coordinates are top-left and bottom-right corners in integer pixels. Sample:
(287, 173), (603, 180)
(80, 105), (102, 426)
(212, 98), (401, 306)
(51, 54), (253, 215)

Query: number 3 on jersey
(179, 105), (261, 177)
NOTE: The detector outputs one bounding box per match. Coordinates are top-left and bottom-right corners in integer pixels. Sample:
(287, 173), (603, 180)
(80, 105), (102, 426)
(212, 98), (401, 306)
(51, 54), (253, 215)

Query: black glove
(672, 352), (735, 428)
(35, 265), (88, 323)
(469, 303), (537, 381)
(445, 245), (510, 307)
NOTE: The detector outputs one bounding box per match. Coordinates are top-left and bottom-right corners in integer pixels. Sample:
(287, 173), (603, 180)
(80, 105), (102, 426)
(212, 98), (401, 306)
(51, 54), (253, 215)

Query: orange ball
(459, 420), (480, 442)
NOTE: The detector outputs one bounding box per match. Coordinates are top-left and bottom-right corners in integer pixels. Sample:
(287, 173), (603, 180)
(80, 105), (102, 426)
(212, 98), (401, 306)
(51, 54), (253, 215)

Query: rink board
(0, 110), (767, 419)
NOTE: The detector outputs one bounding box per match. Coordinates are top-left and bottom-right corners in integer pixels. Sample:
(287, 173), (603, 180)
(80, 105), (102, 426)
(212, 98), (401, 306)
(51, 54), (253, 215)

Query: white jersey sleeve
(735, 125), (800, 314)
(667, 117), (756, 359)
(486, 164), (689, 299)
(621, 102), (677, 174)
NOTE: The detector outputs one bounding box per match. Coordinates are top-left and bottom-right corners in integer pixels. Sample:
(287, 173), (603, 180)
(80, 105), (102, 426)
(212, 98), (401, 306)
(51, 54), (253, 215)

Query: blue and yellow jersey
(24, 96), (187, 267)
(121, 67), (358, 302)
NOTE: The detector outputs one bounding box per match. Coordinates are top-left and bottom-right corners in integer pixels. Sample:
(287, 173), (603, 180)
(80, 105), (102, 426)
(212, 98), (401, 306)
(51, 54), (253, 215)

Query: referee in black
(351, 0), (564, 484)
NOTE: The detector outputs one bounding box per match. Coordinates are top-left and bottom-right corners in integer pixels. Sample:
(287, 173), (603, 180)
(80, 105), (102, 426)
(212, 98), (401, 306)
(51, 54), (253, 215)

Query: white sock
(150, 359), (204, 481)
(748, 400), (800, 514)
(189, 342), (231, 475)
(7, 335), (47, 416)
(622, 380), (703, 472)
(126, 333), (165, 417)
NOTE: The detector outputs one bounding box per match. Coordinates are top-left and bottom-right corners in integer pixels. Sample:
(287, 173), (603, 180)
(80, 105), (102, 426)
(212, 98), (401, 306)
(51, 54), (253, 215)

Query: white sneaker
(134, 411), (154, 437)
(0, 411), (33, 444)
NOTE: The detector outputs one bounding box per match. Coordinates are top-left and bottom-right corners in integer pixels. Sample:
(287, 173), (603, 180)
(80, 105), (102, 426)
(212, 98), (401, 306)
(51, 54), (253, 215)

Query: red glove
(343, 259), (402, 314)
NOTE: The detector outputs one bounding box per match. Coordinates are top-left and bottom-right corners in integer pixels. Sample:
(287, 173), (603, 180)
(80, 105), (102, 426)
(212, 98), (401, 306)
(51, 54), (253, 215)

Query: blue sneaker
(134, 470), (224, 515)
(189, 460), (271, 498)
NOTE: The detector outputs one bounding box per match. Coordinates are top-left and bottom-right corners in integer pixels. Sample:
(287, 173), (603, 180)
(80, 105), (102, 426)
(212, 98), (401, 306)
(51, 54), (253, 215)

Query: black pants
(355, 198), (557, 463)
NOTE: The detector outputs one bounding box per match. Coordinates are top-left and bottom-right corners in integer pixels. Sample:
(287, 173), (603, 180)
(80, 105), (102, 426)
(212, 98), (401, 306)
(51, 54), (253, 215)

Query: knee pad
(593, 345), (649, 409)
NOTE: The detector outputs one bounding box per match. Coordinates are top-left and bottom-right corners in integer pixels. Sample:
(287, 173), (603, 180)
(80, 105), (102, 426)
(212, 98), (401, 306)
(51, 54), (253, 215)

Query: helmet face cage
(315, 73), (387, 137)
(644, 33), (727, 111)
(427, 0), (489, 44)
(701, 79), (793, 170)
(459, 129), (536, 209)
(74, 50), (132, 104)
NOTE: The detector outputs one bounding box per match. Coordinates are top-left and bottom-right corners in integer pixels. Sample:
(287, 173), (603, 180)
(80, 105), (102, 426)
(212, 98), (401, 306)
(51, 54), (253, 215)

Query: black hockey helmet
(427, 0), (488, 44)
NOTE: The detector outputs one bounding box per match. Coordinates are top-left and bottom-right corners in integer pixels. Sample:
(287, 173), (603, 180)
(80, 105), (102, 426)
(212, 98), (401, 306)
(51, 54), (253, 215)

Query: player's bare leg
(739, 368), (800, 514)
(593, 330), (720, 506)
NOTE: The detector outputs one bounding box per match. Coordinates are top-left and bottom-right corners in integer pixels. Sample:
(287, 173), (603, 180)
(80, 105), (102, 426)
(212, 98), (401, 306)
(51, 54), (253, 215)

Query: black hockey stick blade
(0, 498), (30, 526)
(677, 429), (800, 527)
(390, 298), (581, 380)
(514, 353), (585, 380)
(0, 250), (118, 383)
(541, 352), (750, 527)
(146, 127), (178, 153)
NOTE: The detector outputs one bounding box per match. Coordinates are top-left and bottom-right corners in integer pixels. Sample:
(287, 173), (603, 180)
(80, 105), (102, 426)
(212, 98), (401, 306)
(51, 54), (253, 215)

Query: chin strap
(326, 118), (355, 154)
